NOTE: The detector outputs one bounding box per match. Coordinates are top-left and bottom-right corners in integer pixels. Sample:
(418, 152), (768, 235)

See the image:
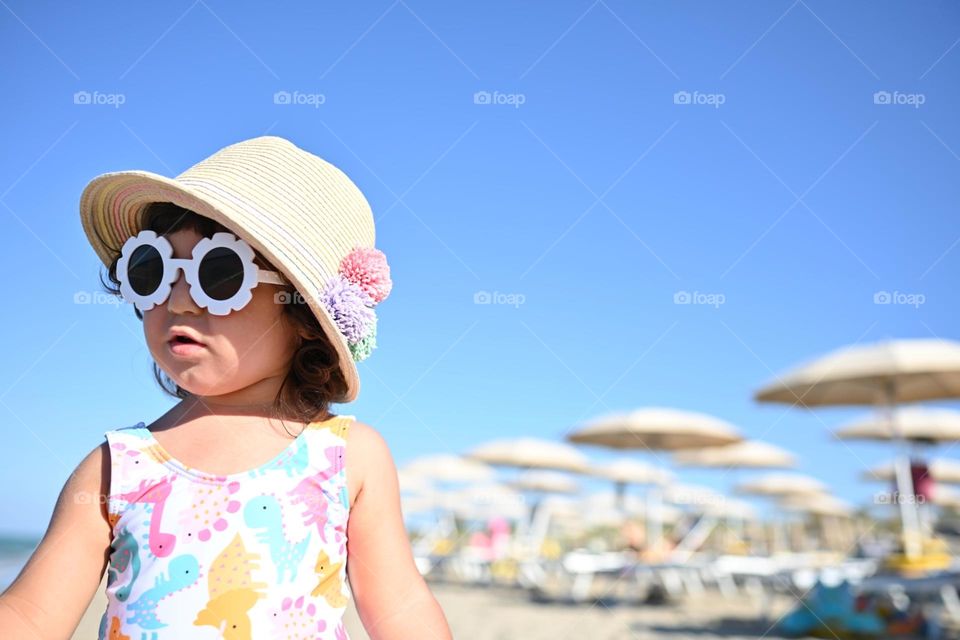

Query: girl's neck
(162, 398), (320, 430)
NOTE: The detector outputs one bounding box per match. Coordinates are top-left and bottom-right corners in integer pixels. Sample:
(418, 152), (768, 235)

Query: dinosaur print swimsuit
(98, 414), (354, 639)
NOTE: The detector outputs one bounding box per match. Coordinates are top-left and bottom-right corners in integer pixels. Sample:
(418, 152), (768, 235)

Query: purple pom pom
(319, 275), (375, 344)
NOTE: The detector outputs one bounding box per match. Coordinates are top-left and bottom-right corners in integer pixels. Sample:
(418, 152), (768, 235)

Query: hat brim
(79, 170), (360, 403)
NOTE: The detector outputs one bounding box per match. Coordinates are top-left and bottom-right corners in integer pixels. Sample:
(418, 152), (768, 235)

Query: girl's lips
(168, 340), (207, 357)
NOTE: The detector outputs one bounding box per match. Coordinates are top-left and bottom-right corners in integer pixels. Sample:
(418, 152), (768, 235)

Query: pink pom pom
(339, 246), (392, 305)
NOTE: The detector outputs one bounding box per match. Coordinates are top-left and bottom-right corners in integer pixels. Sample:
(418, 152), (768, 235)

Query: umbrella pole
(647, 486), (663, 550)
(886, 386), (922, 560)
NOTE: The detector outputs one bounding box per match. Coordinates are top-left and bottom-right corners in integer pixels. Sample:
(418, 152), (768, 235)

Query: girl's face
(142, 228), (301, 404)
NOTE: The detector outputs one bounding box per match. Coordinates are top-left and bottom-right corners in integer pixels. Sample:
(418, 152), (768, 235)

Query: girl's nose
(165, 268), (202, 314)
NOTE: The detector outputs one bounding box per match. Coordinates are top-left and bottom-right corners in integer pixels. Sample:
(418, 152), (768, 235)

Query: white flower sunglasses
(117, 229), (287, 315)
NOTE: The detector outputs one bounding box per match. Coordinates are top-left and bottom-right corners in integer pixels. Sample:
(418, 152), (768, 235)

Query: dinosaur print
(267, 594), (329, 637)
(116, 476), (177, 558)
(101, 417), (354, 635)
(244, 495), (312, 583)
(310, 548), (348, 608)
(288, 446), (344, 543)
(194, 533), (268, 640)
(105, 526), (141, 602)
(177, 480), (242, 543)
(124, 554), (200, 636)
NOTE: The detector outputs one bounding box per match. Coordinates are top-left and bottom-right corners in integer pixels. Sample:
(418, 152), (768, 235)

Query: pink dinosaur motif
(177, 480), (242, 543)
(116, 476), (177, 558)
(288, 446), (344, 543)
(267, 594), (328, 638)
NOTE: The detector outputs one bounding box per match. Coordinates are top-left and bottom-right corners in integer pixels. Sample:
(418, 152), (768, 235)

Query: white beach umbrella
(441, 483), (528, 521)
(862, 457), (960, 485)
(779, 493), (854, 517)
(735, 473), (828, 497)
(465, 437), (590, 473)
(509, 469), (580, 494)
(673, 440), (797, 469)
(402, 454), (496, 484)
(590, 458), (675, 485)
(754, 338), (960, 406)
(567, 407), (743, 450)
(753, 338), (960, 559)
(836, 408), (960, 443)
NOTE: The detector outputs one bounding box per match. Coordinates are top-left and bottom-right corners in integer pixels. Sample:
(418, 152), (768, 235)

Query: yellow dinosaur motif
(194, 533), (268, 640)
(311, 548), (348, 608)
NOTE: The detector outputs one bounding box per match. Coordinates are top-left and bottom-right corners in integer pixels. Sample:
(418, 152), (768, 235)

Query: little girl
(0, 136), (452, 639)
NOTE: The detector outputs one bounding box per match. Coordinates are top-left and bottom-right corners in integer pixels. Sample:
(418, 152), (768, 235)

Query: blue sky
(1, 1), (959, 536)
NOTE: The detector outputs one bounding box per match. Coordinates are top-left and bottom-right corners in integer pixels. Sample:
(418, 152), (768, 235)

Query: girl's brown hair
(96, 202), (348, 423)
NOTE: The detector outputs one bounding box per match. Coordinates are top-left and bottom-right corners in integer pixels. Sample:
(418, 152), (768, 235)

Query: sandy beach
(72, 573), (793, 639)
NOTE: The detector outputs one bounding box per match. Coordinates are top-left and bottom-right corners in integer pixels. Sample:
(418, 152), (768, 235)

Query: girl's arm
(0, 443), (114, 639)
(345, 422), (453, 640)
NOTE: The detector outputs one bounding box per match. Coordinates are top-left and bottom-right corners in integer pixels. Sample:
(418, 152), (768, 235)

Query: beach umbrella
(735, 474), (829, 553)
(579, 491), (652, 518)
(402, 454), (496, 484)
(590, 458), (675, 485)
(664, 482), (725, 507)
(581, 492), (682, 527)
(464, 437), (590, 473)
(463, 439), (588, 553)
(754, 338), (960, 406)
(567, 407), (743, 547)
(586, 457), (674, 513)
(735, 473), (827, 497)
(673, 440), (797, 469)
(567, 407), (743, 450)
(507, 471), (581, 549)
(701, 497), (756, 519)
(753, 338), (960, 559)
(509, 470), (580, 494)
(671, 440), (794, 555)
(552, 492), (683, 531)
(441, 483), (528, 521)
(836, 407), (960, 443)
(778, 493), (855, 552)
(778, 493), (854, 517)
(862, 457), (960, 484)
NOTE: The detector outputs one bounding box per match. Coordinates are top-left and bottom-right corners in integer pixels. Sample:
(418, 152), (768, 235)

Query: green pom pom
(349, 318), (377, 362)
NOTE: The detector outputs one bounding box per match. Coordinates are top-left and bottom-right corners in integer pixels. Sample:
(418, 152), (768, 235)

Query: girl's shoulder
(104, 420), (149, 438)
(341, 418), (394, 492)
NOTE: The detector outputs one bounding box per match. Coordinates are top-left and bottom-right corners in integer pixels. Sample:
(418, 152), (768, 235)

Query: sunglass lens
(199, 247), (244, 301)
(127, 244), (164, 296)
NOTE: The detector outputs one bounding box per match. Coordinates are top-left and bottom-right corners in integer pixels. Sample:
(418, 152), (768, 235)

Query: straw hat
(79, 135), (392, 403)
